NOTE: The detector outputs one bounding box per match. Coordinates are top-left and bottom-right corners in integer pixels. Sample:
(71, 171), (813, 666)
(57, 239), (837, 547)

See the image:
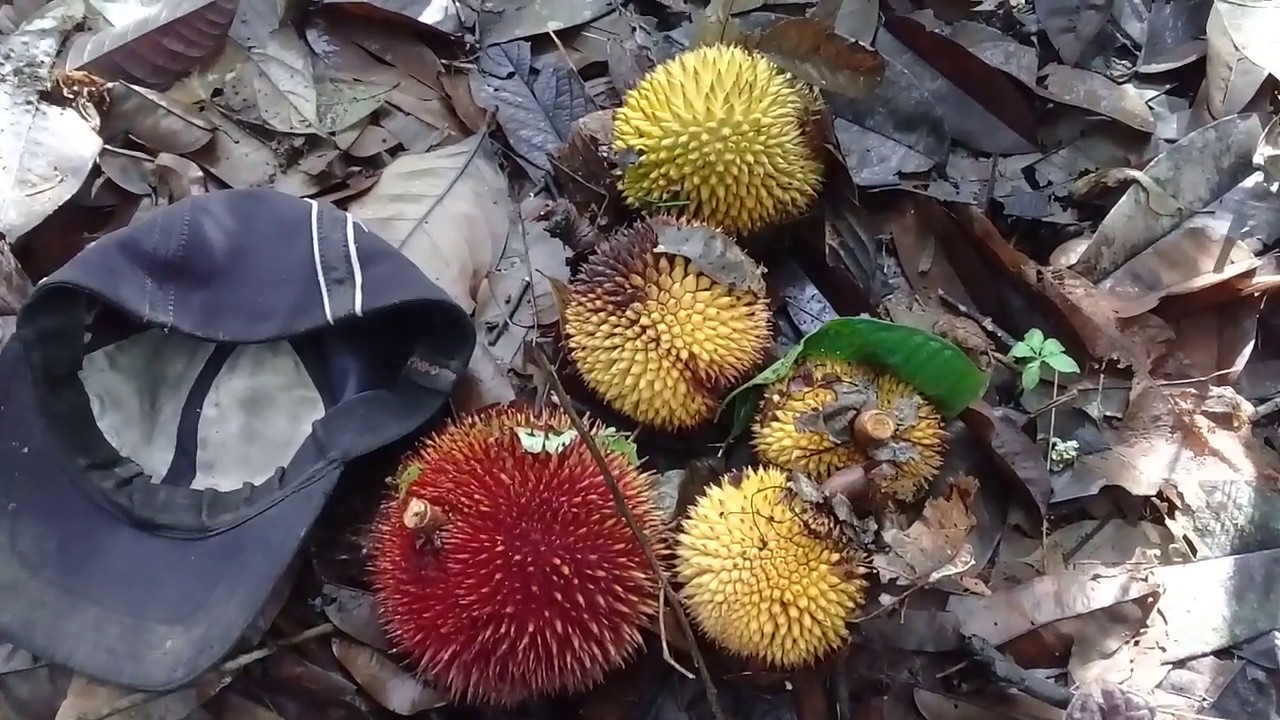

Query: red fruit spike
(368, 405), (664, 707)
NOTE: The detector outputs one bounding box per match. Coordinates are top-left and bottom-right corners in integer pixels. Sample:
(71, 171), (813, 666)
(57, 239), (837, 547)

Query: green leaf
(720, 317), (990, 428)
(1039, 337), (1066, 357)
(595, 427), (640, 466)
(395, 462), (423, 500)
(516, 427), (578, 454)
(1022, 327), (1046, 351)
(1006, 341), (1037, 359)
(1042, 351), (1081, 375)
(1020, 361), (1042, 392)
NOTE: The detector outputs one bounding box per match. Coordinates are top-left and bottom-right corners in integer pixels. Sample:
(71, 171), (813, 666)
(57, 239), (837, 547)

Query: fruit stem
(403, 497), (448, 537)
(852, 409), (895, 446)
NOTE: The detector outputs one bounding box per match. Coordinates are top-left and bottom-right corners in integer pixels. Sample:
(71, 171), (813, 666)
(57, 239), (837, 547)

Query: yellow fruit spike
(675, 466), (867, 668)
(612, 43), (825, 237)
(752, 357), (949, 504)
(561, 220), (774, 432)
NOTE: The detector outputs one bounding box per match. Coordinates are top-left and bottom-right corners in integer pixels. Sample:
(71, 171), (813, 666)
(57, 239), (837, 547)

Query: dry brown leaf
(550, 109), (620, 227)
(454, 345), (517, 413)
(320, 0), (472, 37)
(345, 131), (512, 313)
(98, 145), (155, 195)
(321, 584), (391, 652)
(1036, 64), (1156, 134)
(101, 82), (214, 155)
(207, 693), (287, 720)
(961, 402), (1051, 525)
(652, 217), (766, 296)
(742, 17), (886, 100)
(54, 673), (222, 720)
(913, 687), (1064, 720)
(187, 106), (282, 188)
(947, 203), (1175, 380)
(65, 0), (237, 90)
(330, 637), (448, 716)
(473, 217), (570, 372)
(948, 566), (1158, 647)
(153, 153), (208, 203)
(887, 194), (977, 306)
(873, 475), (980, 585)
(1056, 383), (1280, 505)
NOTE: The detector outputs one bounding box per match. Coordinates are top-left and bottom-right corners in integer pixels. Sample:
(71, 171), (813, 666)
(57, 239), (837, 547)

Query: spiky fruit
(560, 221), (773, 432)
(675, 466), (868, 668)
(752, 357), (949, 504)
(368, 406), (663, 707)
(612, 43), (824, 237)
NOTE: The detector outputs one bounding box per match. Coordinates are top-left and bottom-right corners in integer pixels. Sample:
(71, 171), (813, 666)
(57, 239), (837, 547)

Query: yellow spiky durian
(612, 43), (825, 237)
(560, 220), (773, 432)
(752, 357), (949, 504)
(675, 466), (868, 667)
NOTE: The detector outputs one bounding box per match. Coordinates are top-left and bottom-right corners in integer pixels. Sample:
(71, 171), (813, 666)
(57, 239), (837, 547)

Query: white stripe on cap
(305, 198), (335, 324)
(345, 210), (364, 318)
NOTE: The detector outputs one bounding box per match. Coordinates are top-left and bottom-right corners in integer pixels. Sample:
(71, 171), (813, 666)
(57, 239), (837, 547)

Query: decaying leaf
(64, 0), (236, 89)
(961, 402), (1052, 527)
(549, 109), (620, 226)
(331, 637), (448, 715)
(827, 58), (950, 184)
(54, 672), (222, 720)
(877, 15), (1038, 155)
(1071, 112), (1268, 283)
(345, 131), (513, 312)
(1034, 0), (1110, 67)
(473, 40), (597, 175)
(1254, 112), (1280, 188)
(322, 584), (390, 652)
(652, 218), (767, 296)
(1054, 383), (1280, 507)
(473, 212), (570, 371)
(186, 105), (282, 187)
(454, 345), (518, 413)
(476, 0), (607, 46)
(323, 0), (474, 38)
(101, 81), (214, 154)
(1211, 0), (1280, 84)
(0, 2), (103, 241)
(945, 203), (1176, 378)
(1070, 167), (1185, 216)
(742, 17), (886, 100)
(873, 475), (980, 586)
(793, 381), (871, 443)
(948, 566), (1159, 647)
(1037, 64), (1156, 134)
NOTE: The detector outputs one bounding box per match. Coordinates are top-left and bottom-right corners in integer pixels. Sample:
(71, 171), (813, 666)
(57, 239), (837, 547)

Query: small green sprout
(395, 462), (424, 499)
(1048, 437), (1079, 472)
(516, 428), (578, 454)
(1007, 328), (1081, 392)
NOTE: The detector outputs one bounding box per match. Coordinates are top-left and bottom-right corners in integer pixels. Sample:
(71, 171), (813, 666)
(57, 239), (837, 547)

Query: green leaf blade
(721, 317), (990, 424)
(1043, 352), (1081, 375)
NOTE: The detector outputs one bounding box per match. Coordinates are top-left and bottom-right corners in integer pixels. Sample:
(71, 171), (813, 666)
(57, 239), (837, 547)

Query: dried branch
(531, 346), (729, 720)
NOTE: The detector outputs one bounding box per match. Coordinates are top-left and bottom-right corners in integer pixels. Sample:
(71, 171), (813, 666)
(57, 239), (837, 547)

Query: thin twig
(658, 584), (696, 679)
(532, 347), (729, 720)
(936, 290), (1017, 348)
(77, 623), (337, 720)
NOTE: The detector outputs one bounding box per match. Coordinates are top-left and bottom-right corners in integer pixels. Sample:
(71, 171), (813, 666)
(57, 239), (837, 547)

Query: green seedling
(1007, 328), (1081, 392)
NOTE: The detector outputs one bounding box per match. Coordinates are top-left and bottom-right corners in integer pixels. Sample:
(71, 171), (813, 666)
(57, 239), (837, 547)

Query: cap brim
(0, 339), (335, 691)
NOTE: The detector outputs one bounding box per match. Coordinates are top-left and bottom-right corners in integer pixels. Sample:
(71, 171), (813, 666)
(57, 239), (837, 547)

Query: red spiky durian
(368, 405), (663, 707)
